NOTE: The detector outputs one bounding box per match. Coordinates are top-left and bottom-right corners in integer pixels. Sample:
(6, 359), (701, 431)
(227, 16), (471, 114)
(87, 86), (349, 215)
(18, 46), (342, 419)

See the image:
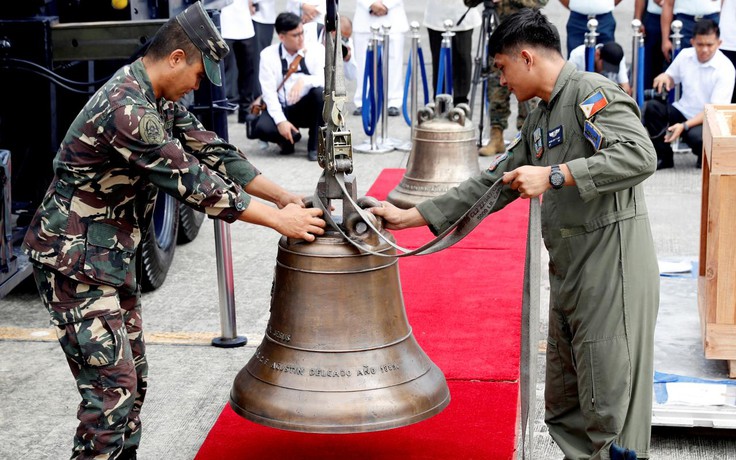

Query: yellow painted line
(0, 326), (262, 347)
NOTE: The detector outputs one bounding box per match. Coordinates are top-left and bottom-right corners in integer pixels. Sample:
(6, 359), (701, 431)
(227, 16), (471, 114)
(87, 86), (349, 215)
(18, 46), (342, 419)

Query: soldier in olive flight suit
(22, 3), (324, 459)
(373, 9), (659, 460)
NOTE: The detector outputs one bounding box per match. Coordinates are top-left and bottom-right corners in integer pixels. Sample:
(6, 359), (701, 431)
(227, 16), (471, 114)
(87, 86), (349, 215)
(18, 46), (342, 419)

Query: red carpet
(195, 169), (529, 460)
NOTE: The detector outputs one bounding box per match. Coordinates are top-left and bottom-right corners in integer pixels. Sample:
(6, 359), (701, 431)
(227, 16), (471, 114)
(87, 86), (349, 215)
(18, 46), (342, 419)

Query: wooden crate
(699, 104), (736, 378)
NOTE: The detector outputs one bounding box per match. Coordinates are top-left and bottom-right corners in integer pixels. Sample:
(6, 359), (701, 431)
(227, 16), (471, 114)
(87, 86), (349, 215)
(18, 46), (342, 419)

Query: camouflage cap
(176, 1), (229, 86)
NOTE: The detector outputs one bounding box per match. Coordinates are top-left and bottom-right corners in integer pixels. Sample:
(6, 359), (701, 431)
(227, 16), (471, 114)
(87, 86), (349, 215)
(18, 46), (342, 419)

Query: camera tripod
(468, 1), (500, 147)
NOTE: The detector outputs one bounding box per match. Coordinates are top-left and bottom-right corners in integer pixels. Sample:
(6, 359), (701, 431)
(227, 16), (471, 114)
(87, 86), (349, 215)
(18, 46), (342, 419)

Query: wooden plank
(698, 276), (708, 351)
(703, 174), (720, 324)
(729, 361), (736, 379)
(704, 105), (736, 174)
(715, 176), (736, 325)
(704, 323), (736, 360)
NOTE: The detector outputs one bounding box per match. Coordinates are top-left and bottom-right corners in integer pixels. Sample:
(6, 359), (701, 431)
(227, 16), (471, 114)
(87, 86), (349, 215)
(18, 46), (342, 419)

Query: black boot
(118, 447), (137, 460)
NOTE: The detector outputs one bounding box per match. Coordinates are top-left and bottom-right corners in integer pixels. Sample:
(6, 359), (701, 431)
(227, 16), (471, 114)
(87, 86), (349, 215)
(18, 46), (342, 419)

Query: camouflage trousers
(33, 264), (148, 460)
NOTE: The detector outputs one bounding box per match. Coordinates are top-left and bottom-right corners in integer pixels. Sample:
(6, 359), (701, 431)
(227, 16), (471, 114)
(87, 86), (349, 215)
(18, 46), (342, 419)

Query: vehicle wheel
(140, 191), (179, 292)
(177, 203), (205, 244)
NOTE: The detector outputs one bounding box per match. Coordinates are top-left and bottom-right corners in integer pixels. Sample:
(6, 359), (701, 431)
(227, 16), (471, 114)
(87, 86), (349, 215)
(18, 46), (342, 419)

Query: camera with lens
(643, 88), (669, 102)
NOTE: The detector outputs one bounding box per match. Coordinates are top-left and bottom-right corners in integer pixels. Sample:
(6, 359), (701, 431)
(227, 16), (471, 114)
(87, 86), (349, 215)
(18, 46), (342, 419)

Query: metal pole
(670, 20), (685, 152)
(354, 25), (393, 153)
(631, 19), (642, 106)
(380, 24), (391, 146)
(398, 21), (421, 152)
(372, 24), (381, 150)
(203, 8), (246, 348)
(211, 219), (246, 347)
(584, 18), (599, 73)
(440, 19), (455, 96)
(671, 20), (683, 102)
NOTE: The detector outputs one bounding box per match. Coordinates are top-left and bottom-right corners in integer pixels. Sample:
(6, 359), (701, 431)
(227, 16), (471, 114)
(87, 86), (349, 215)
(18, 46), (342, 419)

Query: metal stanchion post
(396, 21), (421, 152)
(584, 18), (599, 73)
(671, 20), (683, 102)
(195, 9), (246, 348)
(439, 19), (455, 95)
(631, 19), (643, 107)
(211, 219), (247, 347)
(355, 24), (393, 153)
(378, 24), (400, 150)
(671, 20), (687, 153)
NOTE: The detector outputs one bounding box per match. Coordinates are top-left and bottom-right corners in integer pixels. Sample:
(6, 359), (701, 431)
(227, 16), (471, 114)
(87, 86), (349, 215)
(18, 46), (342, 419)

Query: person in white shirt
(250, 0), (276, 54)
(560, 0), (622, 55)
(719, 0), (736, 103)
(318, 16), (358, 81)
(423, 0), (481, 106)
(634, 0), (665, 89)
(352, 1), (410, 116)
(253, 13), (325, 161)
(660, 0), (721, 61)
(221, 0), (258, 123)
(568, 41), (632, 95)
(643, 19), (735, 170)
(287, 0), (326, 44)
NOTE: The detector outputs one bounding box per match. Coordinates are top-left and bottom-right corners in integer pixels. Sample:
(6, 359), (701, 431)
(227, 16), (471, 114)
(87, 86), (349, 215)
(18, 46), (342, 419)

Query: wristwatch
(549, 164), (565, 190)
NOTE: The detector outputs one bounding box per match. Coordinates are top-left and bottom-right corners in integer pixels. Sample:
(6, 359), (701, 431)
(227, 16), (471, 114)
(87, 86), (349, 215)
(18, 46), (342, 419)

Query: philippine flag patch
(578, 90), (609, 119)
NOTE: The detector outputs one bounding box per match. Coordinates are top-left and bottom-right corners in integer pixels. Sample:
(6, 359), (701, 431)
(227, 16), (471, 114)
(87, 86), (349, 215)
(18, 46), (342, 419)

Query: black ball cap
(175, 1), (229, 86)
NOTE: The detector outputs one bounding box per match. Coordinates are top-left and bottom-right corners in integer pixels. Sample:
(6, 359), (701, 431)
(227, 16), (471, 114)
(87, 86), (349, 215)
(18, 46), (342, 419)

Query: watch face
(550, 169), (564, 189)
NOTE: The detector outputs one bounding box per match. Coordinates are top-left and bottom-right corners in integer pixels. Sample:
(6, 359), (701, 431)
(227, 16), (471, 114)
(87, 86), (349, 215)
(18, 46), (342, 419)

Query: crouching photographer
(642, 19), (734, 170)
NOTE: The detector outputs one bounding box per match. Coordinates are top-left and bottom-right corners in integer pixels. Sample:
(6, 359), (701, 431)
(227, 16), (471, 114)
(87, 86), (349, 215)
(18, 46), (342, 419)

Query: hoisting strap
(312, 173), (504, 258)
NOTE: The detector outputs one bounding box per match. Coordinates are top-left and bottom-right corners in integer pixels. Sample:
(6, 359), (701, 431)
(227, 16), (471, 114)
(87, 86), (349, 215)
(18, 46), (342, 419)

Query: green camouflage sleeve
(107, 104), (250, 222)
(170, 101), (260, 187)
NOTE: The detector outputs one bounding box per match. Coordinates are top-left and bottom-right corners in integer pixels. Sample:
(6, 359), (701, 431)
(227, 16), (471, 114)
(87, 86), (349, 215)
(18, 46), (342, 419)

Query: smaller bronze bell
(388, 94), (480, 209)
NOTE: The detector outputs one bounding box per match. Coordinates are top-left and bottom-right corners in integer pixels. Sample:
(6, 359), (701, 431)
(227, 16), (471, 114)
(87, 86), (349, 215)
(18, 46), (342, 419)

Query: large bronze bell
(230, 177), (450, 433)
(388, 94), (480, 209)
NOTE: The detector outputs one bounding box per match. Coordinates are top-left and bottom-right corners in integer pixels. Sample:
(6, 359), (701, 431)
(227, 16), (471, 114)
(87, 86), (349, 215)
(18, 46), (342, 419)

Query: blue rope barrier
(418, 48), (429, 105)
(361, 46), (383, 136)
(636, 41), (645, 108)
(445, 47), (453, 96)
(585, 45), (595, 73)
(437, 47), (448, 95)
(402, 46), (431, 126)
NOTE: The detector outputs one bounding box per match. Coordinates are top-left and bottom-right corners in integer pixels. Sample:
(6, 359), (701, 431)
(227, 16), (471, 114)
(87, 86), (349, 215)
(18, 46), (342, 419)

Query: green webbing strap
(520, 196), (542, 459)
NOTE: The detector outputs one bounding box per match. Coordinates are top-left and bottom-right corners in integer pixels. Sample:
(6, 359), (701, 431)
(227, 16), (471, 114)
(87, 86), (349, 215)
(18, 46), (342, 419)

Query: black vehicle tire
(140, 191), (179, 292)
(177, 203), (205, 244)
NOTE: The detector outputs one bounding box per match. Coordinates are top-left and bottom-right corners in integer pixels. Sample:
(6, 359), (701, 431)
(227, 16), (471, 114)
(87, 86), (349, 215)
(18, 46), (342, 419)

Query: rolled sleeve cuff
(567, 158), (599, 202)
(416, 200), (450, 236)
(232, 166), (261, 188)
(207, 190), (251, 223)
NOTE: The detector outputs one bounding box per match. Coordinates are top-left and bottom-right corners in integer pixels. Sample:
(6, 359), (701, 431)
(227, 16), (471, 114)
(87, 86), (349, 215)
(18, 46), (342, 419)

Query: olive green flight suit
(417, 62), (660, 459)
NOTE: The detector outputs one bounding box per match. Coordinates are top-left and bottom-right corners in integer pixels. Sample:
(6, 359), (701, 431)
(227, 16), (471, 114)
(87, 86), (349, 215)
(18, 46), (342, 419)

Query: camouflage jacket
(23, 58), (259, 288)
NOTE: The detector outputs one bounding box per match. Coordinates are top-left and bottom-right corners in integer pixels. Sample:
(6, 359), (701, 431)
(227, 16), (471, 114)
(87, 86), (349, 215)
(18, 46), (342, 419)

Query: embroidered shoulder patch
(507, 132), (522, 151)
(488, 152), (509, 172)
(578, 89), (609, 119)
(139, 113), (165, 145)
(533, 128), (544, 158)
(583, 120), (603, 150)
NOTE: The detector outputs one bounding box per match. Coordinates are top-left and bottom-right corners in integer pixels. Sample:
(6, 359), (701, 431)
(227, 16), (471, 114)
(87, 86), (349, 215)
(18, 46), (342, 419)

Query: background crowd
(222, 0), (736, 167)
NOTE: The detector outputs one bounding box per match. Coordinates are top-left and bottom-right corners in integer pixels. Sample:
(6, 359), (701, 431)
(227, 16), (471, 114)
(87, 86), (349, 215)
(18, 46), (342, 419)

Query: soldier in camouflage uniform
(22, 3), (324, 459)
(465, 0), (548, 156)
